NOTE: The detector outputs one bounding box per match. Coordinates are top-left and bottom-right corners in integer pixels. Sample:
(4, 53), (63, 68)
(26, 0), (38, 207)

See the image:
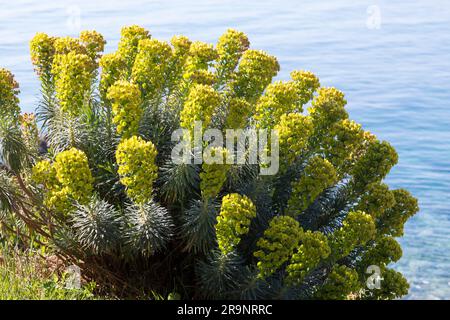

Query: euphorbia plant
(0, 26), (418, 299)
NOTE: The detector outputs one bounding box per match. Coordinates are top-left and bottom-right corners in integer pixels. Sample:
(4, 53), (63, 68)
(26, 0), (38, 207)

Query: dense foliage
(0, 26), (418, 299)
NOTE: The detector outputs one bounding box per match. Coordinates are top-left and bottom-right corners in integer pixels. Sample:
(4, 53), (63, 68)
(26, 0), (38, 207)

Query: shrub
(0, 26), (418, 299)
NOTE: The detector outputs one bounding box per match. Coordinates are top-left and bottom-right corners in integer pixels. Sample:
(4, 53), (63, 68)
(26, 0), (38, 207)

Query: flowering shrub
(0, 26), (419, 300)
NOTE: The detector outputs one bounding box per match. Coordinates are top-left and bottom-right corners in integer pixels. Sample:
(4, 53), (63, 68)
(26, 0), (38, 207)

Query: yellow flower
(19, 113), (39, 150)
(54, 37), (86, 55)
(377, 189), (419, 237)
(356, 182), (396, 218)
(275, 113), (313, 165)
(225, 97), (252, 129)
(79, 30), (106, 60)
(106, 80), (143, 137)
(99, 52), (127, 100)
(351, 139), (398, 190)
(254, 215), (303, 278)
(216, 193), (256, 254)
(132, 39), (173, 99)
(32, 148), (94, 214)
(329, 210), (376, 259)
(290, 70), (320, 105)
(254, 80), (300, 130)
(180, 84), (221, 136)
(117, 25), (151, 71)
(51, 52), (93, 116)
(316, 265), (360, 300)
(323, 119), (366, 173)
(286, 230), (331, 285)
(216, 29), (249, 79)
(171, 35), (192, 55)
(183, 41), (217, 81)
(287, 156), (338, 215)
(309, 87), (348, 130)
(234, 49), (279, 102)
(200, 147), (230, 200)
(116, 136), (158, 204)
(29, 33), (56, 77)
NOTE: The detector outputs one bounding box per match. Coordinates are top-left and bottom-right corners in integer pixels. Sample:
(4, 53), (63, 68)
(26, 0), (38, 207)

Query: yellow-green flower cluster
(356, 182), (396, 218)
(180, 84), (221, 135)
(216, 193), (256, 254)
(329, 210), (376, 259)
(51, 51), (93, 116)
(234, 49), (280, 101)
(189, 69), (217, 86)
(323, 119), (366, 173)
(254, 80), (300, 130)
(0, 68), (20, 119)
(99, 52), (126, 100)
(132, 39), (172, 99)
(167, 35), (192, 89)
(32, 148), (94, 214)
(361, 236), (402, 268)
(290, 70), (320, 105)
(117, 25), (151, 70)
(377, 189), (419, 237)
(54, 37), (86, 55)
(79, 30), (106, 61)
(200, 147), (230, 200)
(254, 215), (302, 278)
(351, 139), (398, 190)
(309, 87), (348, 130)
(116, 136), (158, 204)
(275, 113), (313, 166)
(225, 97), (252, 129)
(316, 265), (360, 300)
(53, 148), (94, 199)
(286, 230), (331, 285)
(29, 33), (56, 77)
(171, 35), (192, 56)
(183, 41), (218, 81)
(216, 29), (250, 79)
(32, 159), (58, 188)
(106, 80), (143, 138)
(287, 156), (338, 215)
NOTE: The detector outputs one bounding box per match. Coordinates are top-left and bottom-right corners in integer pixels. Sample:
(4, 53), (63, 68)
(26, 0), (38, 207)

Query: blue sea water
(1, 0), (449, 299)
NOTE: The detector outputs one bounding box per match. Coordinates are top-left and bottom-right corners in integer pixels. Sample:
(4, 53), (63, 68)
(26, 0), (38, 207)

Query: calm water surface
(1, 0), (449, 299)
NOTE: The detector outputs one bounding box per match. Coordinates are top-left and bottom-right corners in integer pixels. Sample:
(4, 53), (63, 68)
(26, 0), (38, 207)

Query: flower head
(234, 49), (279, 101)
(106, 80), (143, 137)
(79, 30), (106, 60)
(51, 52), (93, 116)
(200, 147), (230, 200)
(254, 215), (302, 278)
(216, 193), (256, 254)
(275, 113), (313, 165)
(180, 84), (221, 135)
(286, 230), (331, 285)
(116, 136), (158, 204)
(118, 25), (151, 70)
(216, 29), (249, 79)
(287, 156), (338, 215)
(132, 39), (173, 98)
(29, 32), (56, 77)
